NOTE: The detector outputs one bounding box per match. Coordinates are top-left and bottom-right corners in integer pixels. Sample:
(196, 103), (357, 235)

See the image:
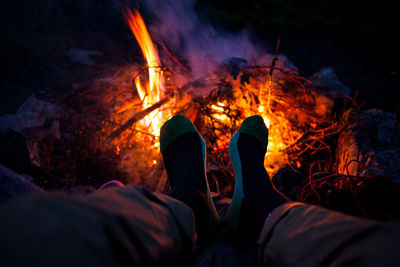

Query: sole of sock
(160, 116), (219, 236)
(226, 131), (244, 232)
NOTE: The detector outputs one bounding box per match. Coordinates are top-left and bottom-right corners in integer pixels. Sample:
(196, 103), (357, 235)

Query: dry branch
(104, 95), (171, 145)
(269, 38), (281, 76)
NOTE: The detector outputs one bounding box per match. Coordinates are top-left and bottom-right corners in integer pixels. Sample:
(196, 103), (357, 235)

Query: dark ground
(1, 0), (399, 116)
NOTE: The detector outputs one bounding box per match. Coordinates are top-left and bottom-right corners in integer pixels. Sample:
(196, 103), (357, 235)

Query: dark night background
(1, 0), (399, 116)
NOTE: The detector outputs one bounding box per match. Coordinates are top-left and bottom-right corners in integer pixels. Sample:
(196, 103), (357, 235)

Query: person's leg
(160, 115), (219, 239)
(226, 115), (287, 240)
(0, 186), (196, 266)
(257, 202), (400, 267)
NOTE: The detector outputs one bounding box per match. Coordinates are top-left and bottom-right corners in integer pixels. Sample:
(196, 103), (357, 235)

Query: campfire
(63, 8), (357, 196)
(1, 5), (366, 203)
(3, 2), (400, 222)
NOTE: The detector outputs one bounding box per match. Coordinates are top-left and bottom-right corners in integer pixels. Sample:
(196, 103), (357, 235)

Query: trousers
(0, 186), (399, 266)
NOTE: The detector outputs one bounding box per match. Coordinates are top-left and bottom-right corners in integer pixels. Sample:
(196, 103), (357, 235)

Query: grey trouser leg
(258, 202), (400, 266)
(0, 186), (196, 266)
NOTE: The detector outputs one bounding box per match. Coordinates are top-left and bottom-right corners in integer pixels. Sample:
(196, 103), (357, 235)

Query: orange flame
(124, 9), (166, 138)
(118, 9), (313, 179)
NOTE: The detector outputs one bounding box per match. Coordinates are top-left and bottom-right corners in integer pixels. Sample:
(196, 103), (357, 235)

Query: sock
(227, 115), (287, 240)
(162, 132), (217, 239)
(237, 133), (287, 238)
(160, 115), (220, 239)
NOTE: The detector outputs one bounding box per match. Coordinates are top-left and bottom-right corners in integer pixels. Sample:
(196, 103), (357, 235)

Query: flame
(124, 9), (166, 138)
(211, 104), (224, 113)
(121, 9), (293, 176)
(99, 8), (330, 186)
(211, 102), (230, 121)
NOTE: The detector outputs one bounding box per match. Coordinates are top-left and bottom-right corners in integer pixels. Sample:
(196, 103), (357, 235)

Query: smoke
(132, 0), (263, 87)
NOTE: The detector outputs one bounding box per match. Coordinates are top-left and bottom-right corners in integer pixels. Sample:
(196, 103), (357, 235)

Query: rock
(308, 67), (352, 118)
(9, 95), (60, 134)
(311, 67), (350, 97)
(0, 165), (43, 202)
(67, 48), (102, 66)
(0, 114), (14, 134)
(336, 109), (400, 184)
(0, 95), (61, 169)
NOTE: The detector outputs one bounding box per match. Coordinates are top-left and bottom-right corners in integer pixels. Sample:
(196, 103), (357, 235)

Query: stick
(267, 38), (281, 113)
(269, 38), (281, 76)
(104, 95), (171, 145)
(158, 41), (190, 72)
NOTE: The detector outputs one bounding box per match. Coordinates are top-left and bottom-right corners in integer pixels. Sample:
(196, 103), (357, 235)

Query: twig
(158, 41), (190, 72)
(269, 38), (281, 77)
(266, 38), (281, 113)
(104, 95), (171, 145)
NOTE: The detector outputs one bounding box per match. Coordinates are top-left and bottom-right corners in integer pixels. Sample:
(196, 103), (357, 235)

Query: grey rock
(67, 48), (102, 66)
(336, 109), (400, 184)
(1, 95), (61, 169)
(10, 95), (60, 134)
(0, 165), (43, 202)
(311, 67), (350, 97)
(0, 114), (14, 134)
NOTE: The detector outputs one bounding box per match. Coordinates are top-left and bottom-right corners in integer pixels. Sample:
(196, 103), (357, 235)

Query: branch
(269, 38), (281, 76)
(104, 95), (171, 145)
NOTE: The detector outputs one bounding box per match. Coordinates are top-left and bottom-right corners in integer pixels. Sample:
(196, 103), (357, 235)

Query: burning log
(104, 95), (171, 145)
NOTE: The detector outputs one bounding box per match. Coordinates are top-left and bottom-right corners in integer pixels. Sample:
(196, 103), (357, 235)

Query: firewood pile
(60, 51), (359, 197)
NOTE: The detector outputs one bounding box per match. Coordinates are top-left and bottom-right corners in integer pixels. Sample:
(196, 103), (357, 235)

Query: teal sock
(160, 115), (219, 239)
(227, 116), (287, 239)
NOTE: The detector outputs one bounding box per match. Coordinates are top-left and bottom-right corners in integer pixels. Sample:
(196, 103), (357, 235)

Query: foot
(160, 115), (219, 239)
(226, 115), (287, 239)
